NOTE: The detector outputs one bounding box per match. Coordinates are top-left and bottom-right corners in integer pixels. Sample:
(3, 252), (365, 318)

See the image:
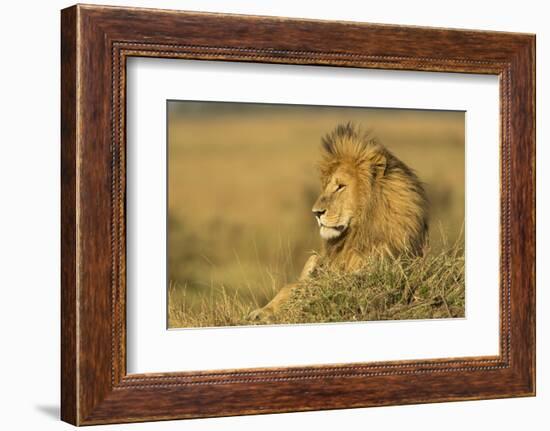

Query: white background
(0, 0), (546, 430)
(127, 59), (500, 373)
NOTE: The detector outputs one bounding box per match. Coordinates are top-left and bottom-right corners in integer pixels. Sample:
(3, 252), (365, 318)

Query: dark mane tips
(321, 122), (380, 160)
(321, 122), (358, 154)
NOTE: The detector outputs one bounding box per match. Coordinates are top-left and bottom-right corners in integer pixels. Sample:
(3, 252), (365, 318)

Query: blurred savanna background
(168, 101), (465, 328)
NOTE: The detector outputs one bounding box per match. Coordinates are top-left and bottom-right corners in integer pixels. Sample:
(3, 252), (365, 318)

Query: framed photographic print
(61, 4), (535, 425)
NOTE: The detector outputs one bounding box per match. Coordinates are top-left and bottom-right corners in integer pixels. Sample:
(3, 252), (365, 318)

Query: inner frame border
(112, 42), (511, 387)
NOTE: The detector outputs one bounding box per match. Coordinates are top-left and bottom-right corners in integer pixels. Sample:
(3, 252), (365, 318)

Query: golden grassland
(169, 238), (465, 327)
(167, 103), (465, 328)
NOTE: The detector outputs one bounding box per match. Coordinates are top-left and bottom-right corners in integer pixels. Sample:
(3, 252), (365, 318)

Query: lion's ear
(372, 152), (387, 178)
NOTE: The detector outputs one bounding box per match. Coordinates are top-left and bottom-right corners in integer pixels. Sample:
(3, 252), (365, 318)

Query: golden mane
(318, 123), (429, 270)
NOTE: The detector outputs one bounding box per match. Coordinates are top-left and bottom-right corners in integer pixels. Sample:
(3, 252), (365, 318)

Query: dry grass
(168, 234), (465, 328)
(274, 243), (465, 325)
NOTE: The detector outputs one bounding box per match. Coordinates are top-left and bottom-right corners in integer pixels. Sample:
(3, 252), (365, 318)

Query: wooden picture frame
(61, 4), (535, 425)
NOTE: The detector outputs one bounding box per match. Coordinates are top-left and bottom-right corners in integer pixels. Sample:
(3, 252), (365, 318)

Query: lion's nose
(313, 209), (326, 218)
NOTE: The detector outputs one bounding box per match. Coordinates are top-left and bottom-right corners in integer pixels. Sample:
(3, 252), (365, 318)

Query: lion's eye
(336, 184), (346, 192)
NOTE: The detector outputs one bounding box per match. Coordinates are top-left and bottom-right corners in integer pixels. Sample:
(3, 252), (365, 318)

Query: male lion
(249, 123), (428, 321)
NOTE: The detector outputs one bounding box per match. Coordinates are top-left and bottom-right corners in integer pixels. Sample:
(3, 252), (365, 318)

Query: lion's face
(312, 166), (361, 241)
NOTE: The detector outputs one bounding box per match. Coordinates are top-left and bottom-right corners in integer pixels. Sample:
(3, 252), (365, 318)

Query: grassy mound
(272, 250), (464, 325)
(168, 244), (465, 328)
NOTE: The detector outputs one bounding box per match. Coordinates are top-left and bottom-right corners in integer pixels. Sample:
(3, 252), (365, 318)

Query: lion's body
(249, 123), (428, 321)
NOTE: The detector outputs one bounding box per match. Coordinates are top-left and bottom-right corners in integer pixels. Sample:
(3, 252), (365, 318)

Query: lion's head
(313, 123), (428, 268)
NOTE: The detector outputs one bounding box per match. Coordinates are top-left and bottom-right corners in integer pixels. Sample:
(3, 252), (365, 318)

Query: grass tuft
(273, 246), (464, 324)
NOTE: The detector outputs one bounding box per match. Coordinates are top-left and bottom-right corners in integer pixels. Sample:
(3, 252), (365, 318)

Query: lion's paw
(248, 307), (274, 323)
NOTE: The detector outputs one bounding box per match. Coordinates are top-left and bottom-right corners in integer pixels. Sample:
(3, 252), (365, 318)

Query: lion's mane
(317, 123), (429, 270)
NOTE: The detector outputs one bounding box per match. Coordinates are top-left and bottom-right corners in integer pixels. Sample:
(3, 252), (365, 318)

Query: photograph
(167, 101), (466, 328)
(49, 2), (536, 426)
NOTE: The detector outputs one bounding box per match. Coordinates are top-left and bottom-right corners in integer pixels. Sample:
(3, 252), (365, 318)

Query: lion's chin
(319, 225), (346, 240)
